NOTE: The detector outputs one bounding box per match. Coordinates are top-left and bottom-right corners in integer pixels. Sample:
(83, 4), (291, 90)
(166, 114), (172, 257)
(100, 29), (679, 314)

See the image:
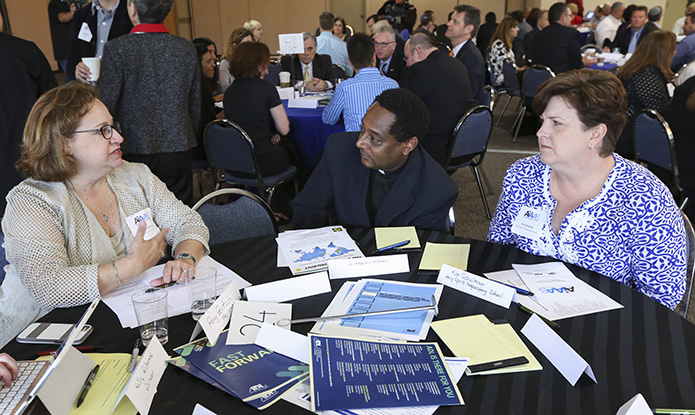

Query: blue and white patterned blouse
(488, 154), (686, 310)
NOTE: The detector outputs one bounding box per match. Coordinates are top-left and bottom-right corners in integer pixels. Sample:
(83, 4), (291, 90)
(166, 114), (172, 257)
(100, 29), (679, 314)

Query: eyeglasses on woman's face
(72, 122), (121, 140)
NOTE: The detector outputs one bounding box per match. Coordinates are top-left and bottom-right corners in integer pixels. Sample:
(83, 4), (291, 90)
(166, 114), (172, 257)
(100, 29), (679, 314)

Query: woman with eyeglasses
(1, 82), (209, 344)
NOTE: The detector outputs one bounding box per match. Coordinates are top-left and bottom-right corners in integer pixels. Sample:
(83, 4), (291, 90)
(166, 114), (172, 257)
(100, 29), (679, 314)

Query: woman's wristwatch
(175, 252), (197, 267)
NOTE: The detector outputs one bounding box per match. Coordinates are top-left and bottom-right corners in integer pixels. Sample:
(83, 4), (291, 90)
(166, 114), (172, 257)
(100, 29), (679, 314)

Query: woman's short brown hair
(229, 41), (270, 79)
(532, 69), (627, 157)
(16, 82), (99, 182)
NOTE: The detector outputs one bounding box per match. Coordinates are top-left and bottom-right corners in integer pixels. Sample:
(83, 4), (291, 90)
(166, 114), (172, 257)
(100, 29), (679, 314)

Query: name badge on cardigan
(511, 207), (547, 239)
(126, 208), (161, 240)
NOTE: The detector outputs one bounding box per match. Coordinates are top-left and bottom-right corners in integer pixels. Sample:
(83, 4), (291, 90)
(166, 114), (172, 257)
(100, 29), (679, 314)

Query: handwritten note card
(437, 264), (515, 309)
(328, 254), (409, 279)
(227, 301), (292, 345)
(116, 336), (168, 415)
(278, 33), (304, 54)
(198, 281), (240, 345)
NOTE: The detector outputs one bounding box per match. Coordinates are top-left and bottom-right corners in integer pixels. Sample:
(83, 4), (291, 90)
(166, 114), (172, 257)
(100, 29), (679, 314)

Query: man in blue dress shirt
(672, 12), (695, 72)
(317, 11), (353, 76)
(322, 33), (398, 132)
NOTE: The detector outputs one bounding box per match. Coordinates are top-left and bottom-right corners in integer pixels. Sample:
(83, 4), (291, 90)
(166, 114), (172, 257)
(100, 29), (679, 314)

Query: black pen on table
(76, 364), (100, 408)
(518, 303), (561, 330)
(145, 280), (177, 293)
(128, 339), (140, 373)
(371, 240), (410, 255)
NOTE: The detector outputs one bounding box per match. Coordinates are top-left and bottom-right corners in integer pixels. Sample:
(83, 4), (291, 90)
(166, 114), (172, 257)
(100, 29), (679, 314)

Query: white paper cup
(279, 71), (291, 87)
(82, 57), (101, 81)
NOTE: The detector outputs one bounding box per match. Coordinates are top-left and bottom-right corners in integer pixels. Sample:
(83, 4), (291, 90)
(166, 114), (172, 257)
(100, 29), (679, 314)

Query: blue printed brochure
(308, 334), (464, 411)
(276, 226), (364, 275)
(173, 331), (309, 404)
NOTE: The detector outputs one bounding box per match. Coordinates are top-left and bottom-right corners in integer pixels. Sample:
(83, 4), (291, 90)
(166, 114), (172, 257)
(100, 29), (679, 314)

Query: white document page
(512, 262), (595, 302)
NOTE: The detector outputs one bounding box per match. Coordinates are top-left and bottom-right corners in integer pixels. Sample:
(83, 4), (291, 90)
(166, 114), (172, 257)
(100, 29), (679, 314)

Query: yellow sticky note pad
(374, 227), (420, 250)
(418, 242), (470, 270)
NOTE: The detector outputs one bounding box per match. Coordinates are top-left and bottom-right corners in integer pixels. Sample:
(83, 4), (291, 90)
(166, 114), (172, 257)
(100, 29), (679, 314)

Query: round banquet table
(5, 229), (695, 415)
(282, 100), (345, 169)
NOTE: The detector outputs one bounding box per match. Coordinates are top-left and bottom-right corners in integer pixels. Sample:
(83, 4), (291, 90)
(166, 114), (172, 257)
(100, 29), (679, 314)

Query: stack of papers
(374, 226), (421, 250)
(276, 226), (364, 275)
(485, 262), (623, 321)
(432, 314), (541, 376)
(418, 242), (470, 271)
(310, 279), (443, 342)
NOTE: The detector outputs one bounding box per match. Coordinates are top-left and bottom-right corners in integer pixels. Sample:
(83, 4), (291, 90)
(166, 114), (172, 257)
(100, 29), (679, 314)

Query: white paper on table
(192, 403), (218, 415)
(280, 356), (468, 414)
(437, 264), (515, 309)
(512, 262), (595, 302)
(102, 256), (250, 328)
(113, 336), (169, 415)
(276, 87), (294, 100)
(287, 98), (318, 109)
(616, 393), (652, 415)
(244, 271), (331, 302)
(521, 314), (597, 386)
(278, 33), (304, 54)
(227, 301), (292, 344)
(255, 323), (310, 364)
(197, 281), (240, 346)
(37, 346), (95, 415)
(328, 254), (409, 279)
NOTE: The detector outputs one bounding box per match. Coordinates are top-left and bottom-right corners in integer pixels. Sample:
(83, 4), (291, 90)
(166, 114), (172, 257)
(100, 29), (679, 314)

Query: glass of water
(131, 291), (169, 346)
(184, 267), (218, 320)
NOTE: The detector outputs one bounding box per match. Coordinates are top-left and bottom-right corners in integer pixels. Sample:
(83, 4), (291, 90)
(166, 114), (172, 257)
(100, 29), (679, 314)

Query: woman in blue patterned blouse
(488, 69), (686, 310)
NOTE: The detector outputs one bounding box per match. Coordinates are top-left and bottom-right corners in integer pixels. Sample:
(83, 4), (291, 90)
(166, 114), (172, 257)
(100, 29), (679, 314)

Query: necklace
(77, 181), (115, 226)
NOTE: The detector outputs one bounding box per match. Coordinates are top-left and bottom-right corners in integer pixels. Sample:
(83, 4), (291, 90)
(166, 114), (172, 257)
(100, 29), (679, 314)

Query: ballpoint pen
(145, 281), (178, 293)
(496, 281), (535, 296)
(128, 339), (140, 373)
(76, 364), (100, 408)
(518, 303), (561, 330)
(371, 240), (410, 255)
(652, 410), (695, 415)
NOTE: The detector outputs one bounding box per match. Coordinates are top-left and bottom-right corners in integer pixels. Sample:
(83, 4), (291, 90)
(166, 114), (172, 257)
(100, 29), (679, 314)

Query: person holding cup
(1, 82), (210, 344)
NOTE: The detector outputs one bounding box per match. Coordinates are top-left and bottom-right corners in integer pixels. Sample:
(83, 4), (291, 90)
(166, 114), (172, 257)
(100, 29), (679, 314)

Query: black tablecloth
(6, 229), (695, 414)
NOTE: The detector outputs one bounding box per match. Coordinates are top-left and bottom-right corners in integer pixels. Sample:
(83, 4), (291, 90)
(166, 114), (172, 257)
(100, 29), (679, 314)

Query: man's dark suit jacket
(66, 1), (133, 81)
(0, 33), (57, 214)
(613, 24), (658, 55)
(376, 49), (408, 86)
(406, 50), (475, 166)
(454, 40), (486, 104)
(280, 54), (334, 83)
(523, 26), (541, 65)
(292, 132), (459, 232)
(476, 22), (498, 58)
(532, 23), (583, 75)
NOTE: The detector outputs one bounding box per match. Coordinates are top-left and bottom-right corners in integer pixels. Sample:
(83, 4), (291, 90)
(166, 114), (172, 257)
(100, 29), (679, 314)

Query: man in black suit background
(476, 12), (497, 58)
(374, 23), (407, 86)
(532, 2), (597, 75)
(523, 9), (548, 65)
(613, 6), (656, 54)
(405, 32), (474, 166)
(446, 5), (486, 105)
(280, 32), (334, 92)
(68, 0), (133, 82)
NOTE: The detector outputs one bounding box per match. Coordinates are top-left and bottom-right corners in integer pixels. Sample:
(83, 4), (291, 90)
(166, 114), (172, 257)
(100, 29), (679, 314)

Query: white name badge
(511, 206), (547, 240)
(78, 22), (93, 43)
(126, 208), (161, 240)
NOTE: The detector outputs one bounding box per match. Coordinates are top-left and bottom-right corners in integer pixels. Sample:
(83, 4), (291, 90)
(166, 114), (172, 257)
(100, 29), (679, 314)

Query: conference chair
(510, 64), (556, 142)
(481, 85), (496, 111)
(192, 188), (278, 245)
(676, 212), (695, 323)
(495, 59), (522, 127)
(446, 207), (456, 236)
(580, 43), (601, 54)
(328, 64), (347, 80)
(633, 109), (688, 210)
(674, 58), (695, 86)
(264, 64), (282, 86)
(445, 105), (494, 219)
(203, 119), (298, 206)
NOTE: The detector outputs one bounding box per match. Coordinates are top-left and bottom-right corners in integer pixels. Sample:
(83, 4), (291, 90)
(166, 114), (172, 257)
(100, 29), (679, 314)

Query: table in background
(6, 229), (695, 414)
(282, 100), (345, 169)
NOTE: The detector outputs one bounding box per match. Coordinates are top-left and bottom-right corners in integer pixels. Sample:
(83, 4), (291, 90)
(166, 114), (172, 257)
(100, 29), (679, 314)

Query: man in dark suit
(373, 24), (407, 86)
(476, 12), (497, 58)
(67, 0), (133, 82)
(523, 9), (548, 65)
(405, 33), (475, 166)
(612, 6), (656, 54)
(280, 32), (334, 91)
(0, 11), (57, 214)
(446, 5), (486, 104)
(532, 2), (596, 74)
(293, 89), (458, 232)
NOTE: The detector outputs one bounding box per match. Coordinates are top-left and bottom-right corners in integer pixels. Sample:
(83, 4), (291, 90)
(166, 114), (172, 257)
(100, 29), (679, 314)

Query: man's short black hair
(373, 89), (429, 143)
(510, 10), (524, 23)
(485, 12), (496, 23)
(128, 0), (174, 24)
(367, 14), (379, 23)
(548, 2), (569, 23)
(320, 11), (335, 30)
(347, 33), (375, 70)
(453, 5), (481, 36)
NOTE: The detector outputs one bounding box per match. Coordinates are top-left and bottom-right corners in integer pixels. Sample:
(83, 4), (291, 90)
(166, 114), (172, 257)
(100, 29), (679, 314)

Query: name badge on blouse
(126, 208), (161, 241)
(511, 207), (547, 240)
(78, 22), (93, 43)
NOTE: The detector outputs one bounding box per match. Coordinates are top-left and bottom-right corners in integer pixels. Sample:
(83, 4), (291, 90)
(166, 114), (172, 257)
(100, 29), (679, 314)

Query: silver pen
(128, 339), (140, 372)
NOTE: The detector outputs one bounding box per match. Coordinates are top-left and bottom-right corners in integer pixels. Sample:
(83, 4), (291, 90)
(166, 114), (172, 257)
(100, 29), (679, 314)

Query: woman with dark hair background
(332, 16), (350, 42)
(192, 38), (220, 162)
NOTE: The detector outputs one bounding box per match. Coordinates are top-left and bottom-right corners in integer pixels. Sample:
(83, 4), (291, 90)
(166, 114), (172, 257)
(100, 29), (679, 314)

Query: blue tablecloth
(589, 62), (618, 71)
(283, 100), (345, 169)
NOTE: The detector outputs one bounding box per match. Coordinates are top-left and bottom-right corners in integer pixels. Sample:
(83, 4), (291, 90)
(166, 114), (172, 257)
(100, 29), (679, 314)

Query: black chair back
(502, 60), (520, 94)
(264, 64), (281, 86)
(328, 64), (347, 80)
(634, 110), (678, 174)
(204, 120), (258, 175)
(522, 64), (555, 104)
(446, 105), (493, 170)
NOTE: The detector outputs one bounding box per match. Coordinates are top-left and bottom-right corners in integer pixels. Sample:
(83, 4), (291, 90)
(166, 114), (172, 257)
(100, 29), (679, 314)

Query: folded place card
(255, 323), (310, 364)
(278, 33), (304, 54)
(276, 87), (295, 100)
(616, 393), (652, 415)
(113, 336), (169, 415)
(437, 264), (515, 309)
(198, 281), (240, 346)
(287, 98), (318, 109)
(328, 254), (409, 279)
(227, 301), (292, 345)
(521, 314), (597, 386)
(244, 271), (331, 302)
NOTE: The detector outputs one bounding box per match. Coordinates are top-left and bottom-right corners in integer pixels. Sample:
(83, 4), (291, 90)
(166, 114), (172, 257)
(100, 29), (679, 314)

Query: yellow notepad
(374, 227), (421, 250)
(418, 242), (470, 270)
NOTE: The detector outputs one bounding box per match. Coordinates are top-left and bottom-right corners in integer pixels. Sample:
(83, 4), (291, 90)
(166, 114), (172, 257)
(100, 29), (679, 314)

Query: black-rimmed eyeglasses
(374, 41), (395, 48)
(72, 122), (121, 140)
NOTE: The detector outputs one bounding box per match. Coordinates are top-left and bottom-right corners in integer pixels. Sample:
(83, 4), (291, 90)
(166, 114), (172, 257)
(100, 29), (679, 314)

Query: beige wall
(5, 0), (56, 70)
